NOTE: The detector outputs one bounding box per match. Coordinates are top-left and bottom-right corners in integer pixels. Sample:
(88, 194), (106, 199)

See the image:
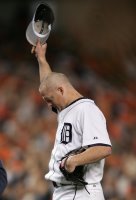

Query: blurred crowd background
(0, 0), (136, 200)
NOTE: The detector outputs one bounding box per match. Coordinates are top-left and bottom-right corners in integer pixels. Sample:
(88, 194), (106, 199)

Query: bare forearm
(33, 42), (52, 82)
(38, 59), (52, 82)
(72, 146), (112, 167)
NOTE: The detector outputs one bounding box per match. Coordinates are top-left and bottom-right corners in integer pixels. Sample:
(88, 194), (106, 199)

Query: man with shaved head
(39, 72), (82, 113)
(32, 41), (112, 200)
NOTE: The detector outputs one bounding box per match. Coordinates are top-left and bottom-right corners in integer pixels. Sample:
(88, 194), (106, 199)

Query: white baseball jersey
(45, 97), (111, 184)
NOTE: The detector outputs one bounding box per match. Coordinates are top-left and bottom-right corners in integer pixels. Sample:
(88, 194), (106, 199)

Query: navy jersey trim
(52, 97), (89, 113)
(86, 143), (112, 148)
(64, 97), (89, 110)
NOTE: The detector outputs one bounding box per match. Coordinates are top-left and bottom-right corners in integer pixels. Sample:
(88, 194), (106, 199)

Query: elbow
(106, 146), (112, 157)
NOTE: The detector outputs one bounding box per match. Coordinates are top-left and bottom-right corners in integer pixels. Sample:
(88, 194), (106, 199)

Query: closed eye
(42, 96), (53, 104)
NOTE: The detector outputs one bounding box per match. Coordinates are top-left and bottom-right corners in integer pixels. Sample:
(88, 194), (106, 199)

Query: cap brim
(26, 21), (51, 46)
(26, 3), (54, 46)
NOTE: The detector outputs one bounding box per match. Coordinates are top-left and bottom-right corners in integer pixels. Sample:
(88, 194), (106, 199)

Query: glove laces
(73, 183), (90, 200)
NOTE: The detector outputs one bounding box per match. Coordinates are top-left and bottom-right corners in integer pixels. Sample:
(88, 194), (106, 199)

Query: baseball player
(0, 160), (7, 195)
(32, 41), (112, 200)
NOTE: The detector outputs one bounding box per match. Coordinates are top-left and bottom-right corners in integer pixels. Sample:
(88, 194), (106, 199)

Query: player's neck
(65, 92), (83, 108)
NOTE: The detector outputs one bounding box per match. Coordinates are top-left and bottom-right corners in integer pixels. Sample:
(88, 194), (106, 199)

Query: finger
(36, 39), (41, 47)
(31, 46), (35, 54)
(60, 159), (65, 168)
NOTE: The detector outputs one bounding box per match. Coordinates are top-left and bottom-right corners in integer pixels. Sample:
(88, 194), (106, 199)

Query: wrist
(67, 155), (77, 168)
(38, 57), (47, 65)
(65, 156), (76, 173)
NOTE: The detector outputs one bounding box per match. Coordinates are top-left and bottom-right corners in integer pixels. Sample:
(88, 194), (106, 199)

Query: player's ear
(57, 87), (64, 95)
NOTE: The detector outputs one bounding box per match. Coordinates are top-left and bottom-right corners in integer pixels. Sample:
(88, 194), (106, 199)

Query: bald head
(39, 72), (82, 110)
(39, 72), (73, 94)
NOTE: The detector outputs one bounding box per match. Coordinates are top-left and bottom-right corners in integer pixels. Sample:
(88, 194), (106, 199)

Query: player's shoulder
(67, 97), (94, 110)
(76, 98), (105, 118)
(60, 97), (96, 116)
(75, 97), (96, 109)
(68, 97), (97, 115)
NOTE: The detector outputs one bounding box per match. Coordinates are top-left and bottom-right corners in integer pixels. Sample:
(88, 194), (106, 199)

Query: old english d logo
(60, 123), (72, 144)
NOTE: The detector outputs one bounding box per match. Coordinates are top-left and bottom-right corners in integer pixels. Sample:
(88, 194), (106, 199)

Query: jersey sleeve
(80, 102), (111, 147)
